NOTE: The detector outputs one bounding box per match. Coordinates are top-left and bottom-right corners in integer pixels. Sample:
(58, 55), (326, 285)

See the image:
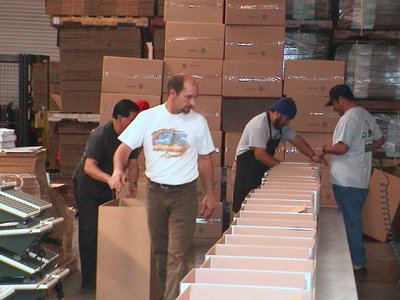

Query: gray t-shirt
(236, 112), (297, 157)
(330, 106), (383, 189)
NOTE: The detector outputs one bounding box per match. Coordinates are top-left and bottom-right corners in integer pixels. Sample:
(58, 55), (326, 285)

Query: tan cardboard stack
(45, 0), (155, 16)
(283, 59), (346, 207)
(222, 1), (286, 207)
(57, 121), (98, 206)
(178, 162), (320, 299)
(58, 27), (142, 113)
(100, 56), (163, 206)
(162, 0), (225, 240)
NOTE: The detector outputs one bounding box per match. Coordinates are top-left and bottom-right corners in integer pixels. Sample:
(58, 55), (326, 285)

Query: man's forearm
(198, 154), (215, 196)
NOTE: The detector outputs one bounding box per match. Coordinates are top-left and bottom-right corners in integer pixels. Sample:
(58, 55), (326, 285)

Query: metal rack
(0, 54), (50, 147)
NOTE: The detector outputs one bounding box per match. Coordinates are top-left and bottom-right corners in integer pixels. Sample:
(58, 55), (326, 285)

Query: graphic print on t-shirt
(152, 128), (190, 158)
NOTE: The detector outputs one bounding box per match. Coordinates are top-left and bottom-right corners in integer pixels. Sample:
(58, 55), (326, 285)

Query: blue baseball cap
(271, 97), (297, 119)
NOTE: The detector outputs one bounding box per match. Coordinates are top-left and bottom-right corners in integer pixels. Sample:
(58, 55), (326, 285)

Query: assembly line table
(315, 207), (358, 300)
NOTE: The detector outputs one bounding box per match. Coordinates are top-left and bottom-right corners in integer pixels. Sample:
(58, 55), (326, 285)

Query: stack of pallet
(44, 1), (152, 206)
(178, 162), (320, 299)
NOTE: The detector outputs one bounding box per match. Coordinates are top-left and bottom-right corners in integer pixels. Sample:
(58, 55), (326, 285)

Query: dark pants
(146, 180), (198, 300)
(75, 180), (111, 287)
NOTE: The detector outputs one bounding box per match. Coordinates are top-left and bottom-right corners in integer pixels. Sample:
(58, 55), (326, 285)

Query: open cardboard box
(180, 268), (312, 294)
(205, 243), (313, 260)
(97, 198), (161, 300)
(241, 203), (311, 213)
(200, 255), (315, 274)
(177, 283), (312, 300)
(244, 198), (313, 208)
(238, 211), (315, 221)
(221, 233), (315, 249)
(234, 217), (317, 229)
(229, 224), (316, 238)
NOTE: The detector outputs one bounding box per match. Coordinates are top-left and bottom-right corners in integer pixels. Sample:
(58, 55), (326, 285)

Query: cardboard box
(165, 22), (225, 59)
(225, 26), (284, 61)
(164, 0), (224, 23)
(99, 93), (161, 125)
(194, 95), (221, 131)
(222, 98), (275, 132)
(178, 284), (312, 300)
(200, 255), (315, 273)
(362, 169), (400, 242)
(225, 0), (285, 25)
(224, 131), (242, 167)
(206, 243), (312, 260)
(97, 198), (161, 300)
(289, 112), (339, 133)
(102, 57), (163, 95)
(289, 95), (335, 114)
(230, 225), (316, 238)
(283, 132), (332, 163)
(234, 216), (316, 229)
(181, 268), (311, 294)
(222, 60), (282, 97)
(284, 60), (345, 97)
(163, 58), (223, 95)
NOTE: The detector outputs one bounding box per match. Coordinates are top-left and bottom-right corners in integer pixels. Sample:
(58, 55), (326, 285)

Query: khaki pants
(146, 180), (198, 300)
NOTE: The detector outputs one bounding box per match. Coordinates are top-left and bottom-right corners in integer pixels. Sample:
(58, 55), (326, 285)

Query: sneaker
(353, 265), (367, 275)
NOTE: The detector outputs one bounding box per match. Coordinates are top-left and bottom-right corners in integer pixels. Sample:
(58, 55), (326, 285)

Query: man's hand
(127, 181), (137, 197)
(109, 170), (125, 192)
(311, 154), (328, 167)
(200, 194), (216, 219)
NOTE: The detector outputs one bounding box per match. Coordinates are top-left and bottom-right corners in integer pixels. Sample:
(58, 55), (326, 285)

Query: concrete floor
(50, 213), (400, 300)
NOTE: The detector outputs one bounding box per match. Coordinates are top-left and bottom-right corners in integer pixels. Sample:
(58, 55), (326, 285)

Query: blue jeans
(333, 184), (369, 267)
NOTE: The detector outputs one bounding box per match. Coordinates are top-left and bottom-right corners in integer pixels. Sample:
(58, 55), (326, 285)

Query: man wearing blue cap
(232, 97), (326, 213)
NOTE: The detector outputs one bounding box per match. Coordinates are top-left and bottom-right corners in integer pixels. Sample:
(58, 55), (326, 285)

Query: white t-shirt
(330, 106), (383, 189)
(236, 112), (297, 157)
(119, 104), (215, 185)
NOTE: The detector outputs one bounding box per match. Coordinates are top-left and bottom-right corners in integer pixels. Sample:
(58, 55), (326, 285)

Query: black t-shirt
(74, 121), (138, 199)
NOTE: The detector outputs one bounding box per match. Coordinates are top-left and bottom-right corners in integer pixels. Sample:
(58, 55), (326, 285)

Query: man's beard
(273, 116), (283, 129)
(182, 106), (192, 114)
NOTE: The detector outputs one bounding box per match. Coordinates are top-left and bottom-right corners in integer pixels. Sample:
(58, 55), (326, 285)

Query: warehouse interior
(0, 0), (399, 299)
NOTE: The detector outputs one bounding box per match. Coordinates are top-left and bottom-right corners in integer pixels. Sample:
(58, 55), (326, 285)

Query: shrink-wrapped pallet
(286, 0), (330, 20)
(335, 44), (400, 99)
(337, 0), (400, 30)
(284, 31), (329, 61)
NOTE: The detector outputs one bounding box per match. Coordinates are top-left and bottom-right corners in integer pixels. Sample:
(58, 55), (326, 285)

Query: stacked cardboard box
(283, 59), (346, 207)
(163, 0), (225, 239)
(223, 0), (285, 97)
(31, 61), (61, 111)
(45, 0), (155, 16)
(59, 27), (142, 113)
(58, 120), (98, 206)
(178, 162), (320, 299)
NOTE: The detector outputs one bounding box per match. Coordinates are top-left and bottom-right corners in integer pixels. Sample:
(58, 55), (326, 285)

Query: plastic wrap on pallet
(337, 0), (400, 30)
(284, 31), (329, 61)
(286, 0), (330, 20)
(335, 44), (400, 100)
(373, 113), (400, 157)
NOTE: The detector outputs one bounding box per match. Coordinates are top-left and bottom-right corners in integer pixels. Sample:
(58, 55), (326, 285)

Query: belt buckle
(159, 183), (169, 190)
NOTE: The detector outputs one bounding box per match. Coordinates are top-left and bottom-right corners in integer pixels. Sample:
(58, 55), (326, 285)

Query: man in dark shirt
(73, 99), (148, 290)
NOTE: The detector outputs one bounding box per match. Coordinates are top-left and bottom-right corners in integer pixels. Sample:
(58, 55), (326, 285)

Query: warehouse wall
(0, 0), (59, 61)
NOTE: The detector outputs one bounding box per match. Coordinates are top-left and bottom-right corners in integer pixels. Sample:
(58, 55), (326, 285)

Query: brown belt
(148, 179), (197, 190)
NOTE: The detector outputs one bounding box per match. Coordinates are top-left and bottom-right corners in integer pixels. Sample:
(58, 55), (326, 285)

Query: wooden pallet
(334, 30), (400, 42)
(285, 19), (333, 31)
(51, 16), (148, 27)
(48, 112), (100, 123)
(358, 99), (400, 112)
